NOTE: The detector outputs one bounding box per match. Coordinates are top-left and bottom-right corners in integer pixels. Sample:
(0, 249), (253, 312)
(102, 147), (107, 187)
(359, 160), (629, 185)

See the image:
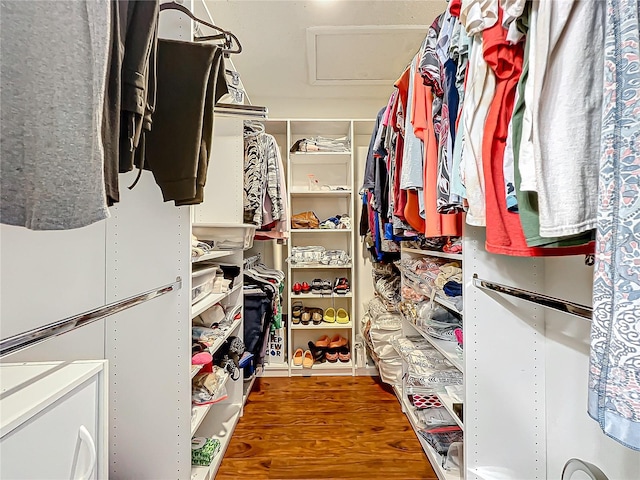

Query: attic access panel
(307, 25), (428, 86)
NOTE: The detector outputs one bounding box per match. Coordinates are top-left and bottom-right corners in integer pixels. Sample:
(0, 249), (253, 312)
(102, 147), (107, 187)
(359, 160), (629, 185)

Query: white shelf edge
(192, 223), (257, 229)
(433, 294), (463, 317)
(290, 322), (353, 329)
(402, 246), (463, 261)
(290, 292), (353, 299)
(191, 284), (243, 319)
(192, 250), (235, 263)
(190, 404), (243, 480)
(290, 229), (352, 233)
(191, 364), (204, 379)
(243, 374), (258, 407)
(290, 264), (353, 269)
(289, 151), (351, 155)
(290, 359), (353, 370)
(190, 404), (212, 437)
(290, 190), (352, 195)
(437, 392), (464, 430)
(404, 319), (464, 372)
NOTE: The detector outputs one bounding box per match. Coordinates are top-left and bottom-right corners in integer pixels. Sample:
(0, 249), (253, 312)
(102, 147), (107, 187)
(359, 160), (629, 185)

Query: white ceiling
(201, 0), (447, 117)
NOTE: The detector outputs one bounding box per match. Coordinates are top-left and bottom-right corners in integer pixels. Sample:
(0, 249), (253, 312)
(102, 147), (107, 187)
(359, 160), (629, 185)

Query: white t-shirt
(532, 0), (604, 237)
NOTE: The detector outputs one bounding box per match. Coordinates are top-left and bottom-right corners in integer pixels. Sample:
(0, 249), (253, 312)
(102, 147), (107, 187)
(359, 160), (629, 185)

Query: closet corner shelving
(286, 119), (356, 376)
(399, 244), (464, 480)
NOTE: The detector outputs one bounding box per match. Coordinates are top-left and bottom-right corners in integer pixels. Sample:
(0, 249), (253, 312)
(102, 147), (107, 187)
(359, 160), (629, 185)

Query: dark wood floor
(217, 376), (437, 480)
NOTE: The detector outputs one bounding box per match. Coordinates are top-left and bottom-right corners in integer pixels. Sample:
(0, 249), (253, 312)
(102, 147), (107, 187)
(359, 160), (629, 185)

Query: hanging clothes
(590, 0), (640, 451)
(0, 0), (111, 230)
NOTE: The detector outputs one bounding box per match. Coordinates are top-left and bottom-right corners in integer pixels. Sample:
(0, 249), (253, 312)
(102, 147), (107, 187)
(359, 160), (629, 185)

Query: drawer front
(1, 376), (100, 480)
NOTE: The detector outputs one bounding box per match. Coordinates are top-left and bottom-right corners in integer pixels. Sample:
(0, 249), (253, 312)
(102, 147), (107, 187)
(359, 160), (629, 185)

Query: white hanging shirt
(532, 0), (604, 237)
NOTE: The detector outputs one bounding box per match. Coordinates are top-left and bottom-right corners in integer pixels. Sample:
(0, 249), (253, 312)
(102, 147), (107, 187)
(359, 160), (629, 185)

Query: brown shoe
(329, 335), (347, 348)
(315, 335), (331, 348)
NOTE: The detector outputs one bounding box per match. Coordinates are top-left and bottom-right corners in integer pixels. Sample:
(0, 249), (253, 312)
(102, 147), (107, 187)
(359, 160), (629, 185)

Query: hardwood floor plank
(216, 376), (437, 479)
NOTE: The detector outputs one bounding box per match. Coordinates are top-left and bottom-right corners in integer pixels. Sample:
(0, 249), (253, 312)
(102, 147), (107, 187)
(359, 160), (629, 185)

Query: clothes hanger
(243, 121), (265, 137)
(159, 1), (242, 55)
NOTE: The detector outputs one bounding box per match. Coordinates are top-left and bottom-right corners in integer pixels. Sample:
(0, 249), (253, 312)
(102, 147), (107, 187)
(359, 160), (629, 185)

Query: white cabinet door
(0, 362), (106, 480)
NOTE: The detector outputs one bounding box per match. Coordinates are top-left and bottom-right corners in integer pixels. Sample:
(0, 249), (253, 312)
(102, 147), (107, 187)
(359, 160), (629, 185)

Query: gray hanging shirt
(1, 0), (111, 230)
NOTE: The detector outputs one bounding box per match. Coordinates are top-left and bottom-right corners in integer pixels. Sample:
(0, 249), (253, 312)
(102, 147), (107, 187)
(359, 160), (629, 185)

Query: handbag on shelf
(291, 211), (320, 229)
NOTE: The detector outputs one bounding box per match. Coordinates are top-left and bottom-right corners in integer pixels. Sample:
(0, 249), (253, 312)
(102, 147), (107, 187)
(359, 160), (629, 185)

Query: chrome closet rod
(472, 274), (592, 320)
(0, 277), (182, 358)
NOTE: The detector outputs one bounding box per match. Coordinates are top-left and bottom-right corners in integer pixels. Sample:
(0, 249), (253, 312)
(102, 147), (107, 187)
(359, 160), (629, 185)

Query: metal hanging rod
(0, 278), (182, 358)
(472, 274), (592, 320)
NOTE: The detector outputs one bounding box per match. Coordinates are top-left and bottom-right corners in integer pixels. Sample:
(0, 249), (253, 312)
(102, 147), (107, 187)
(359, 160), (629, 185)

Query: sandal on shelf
(293, 348), (304, 366)
(311, 278), (323, 293)
(338, 345), (351, 363)
(309, 307), (323, 325)
(302, 350), (314, 368)
(329, 335), (348, 349)
(291, 301), (304, 324)
(321, 279), (333, 295)
(301, 309), (311, 325)
(325, 348), (339, 363)
(334, 277), (350, 295)
(323, 307), (336, 323)
(336, 308), (349, 324)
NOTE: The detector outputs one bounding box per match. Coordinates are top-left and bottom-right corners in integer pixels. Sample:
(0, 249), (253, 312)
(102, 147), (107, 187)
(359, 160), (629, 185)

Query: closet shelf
(191, 284), (242, 319)
(291, 229), (352, 233)
(401, 395), (460, 480)
(432, 294), (463, 316)
(191, 364), (204, 379)
(243, 370), (259, 407)
(290, 359), (353, 371)
(289, 151), (351, 155)
(405, 319), (464, 372)
(190, 374), (232, 437)
(201, 318), (242, 356)
(192, 251), (235, 263)
(290, 322), (353, 330)
(190, 403), (242, 480)
(437, 392), (464, 430)
(402, 247), (463, 261)
(290, 190), (352, 196)
(292, 292), (353, 299)
(290, 264), (352, 270)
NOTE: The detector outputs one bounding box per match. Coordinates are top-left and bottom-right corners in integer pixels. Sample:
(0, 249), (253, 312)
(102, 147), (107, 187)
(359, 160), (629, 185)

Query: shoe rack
(286, 120), (356, 376)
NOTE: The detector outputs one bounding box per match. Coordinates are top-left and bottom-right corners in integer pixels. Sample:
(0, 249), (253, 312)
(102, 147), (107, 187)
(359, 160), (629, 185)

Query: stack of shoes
(308, 335), (351, 364)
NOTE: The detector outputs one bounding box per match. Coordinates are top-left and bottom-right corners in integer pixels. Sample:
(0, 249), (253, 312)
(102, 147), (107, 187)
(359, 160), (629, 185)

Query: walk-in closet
(1, 1), (639, 480)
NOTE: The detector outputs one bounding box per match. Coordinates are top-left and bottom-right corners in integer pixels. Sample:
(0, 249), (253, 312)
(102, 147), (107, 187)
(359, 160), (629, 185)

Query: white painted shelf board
(290, 359), (353, 370)
(243, 374), (258, 407)
(192, 223), (257, 229)
(406, 319), (464, 372)
(203, 318), (242, 356)
(190, 403), (242, 480)
(190, 374), (231, 436)
(191, 283), (243, 319)
(291, 229), (352, 233)
(192, 250), (235, 263)
(290, 190), (352, 196)
(290, 264), (352, 269)
(289, 151), (351, 155)
(290, 321), (353, 330)
(191, 365), (204, 379)
(401, 395), (460, 480)
(433, 294), (463, 316)
(437, 392), (464, 430)
(402, 247), (463, 261)
(291, 292), (353, 299)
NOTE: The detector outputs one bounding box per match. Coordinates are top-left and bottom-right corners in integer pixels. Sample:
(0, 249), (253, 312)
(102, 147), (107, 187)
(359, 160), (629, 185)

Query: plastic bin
(191, 266), (218, 304)
(192, 224), (257, 251)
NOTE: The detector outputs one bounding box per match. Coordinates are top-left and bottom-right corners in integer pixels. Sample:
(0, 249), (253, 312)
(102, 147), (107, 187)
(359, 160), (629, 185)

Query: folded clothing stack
(289, 135), (350, 153)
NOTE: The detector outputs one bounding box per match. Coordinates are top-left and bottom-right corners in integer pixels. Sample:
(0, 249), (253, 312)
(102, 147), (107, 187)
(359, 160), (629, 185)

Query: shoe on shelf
(315, 335), (331, 348)
(325, 348), (339, 363)
(293, 348), (304, 366)
(292, 282), (302, 295)
(308, 341), (326, 363)
(334, 277), (350, 295)
(324, 307), (336, 323)
(337, 215), (351, 230)
(321, 279), (333, 295)
(301, 282), (311, 294)
(309, 307), (323, 325)
(311, 279), (323, 293)
(302, 350), (314, 368)
(329, 335), (348, 349)
(301, 309), (311, 325)
(292, 301), (304, 324)
(338, 345), (351, 363)
(336, 308), (350, 324)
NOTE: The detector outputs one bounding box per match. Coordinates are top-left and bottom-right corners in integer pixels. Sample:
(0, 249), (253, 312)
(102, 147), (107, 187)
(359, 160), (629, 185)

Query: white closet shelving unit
(287, 120), (356, 376)
(399, 245), (464, 480)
